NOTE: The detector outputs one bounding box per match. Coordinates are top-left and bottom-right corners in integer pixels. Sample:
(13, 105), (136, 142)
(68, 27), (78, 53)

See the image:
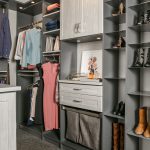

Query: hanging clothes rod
(18, 20), (42, 30)
(62, 106), (101, 118)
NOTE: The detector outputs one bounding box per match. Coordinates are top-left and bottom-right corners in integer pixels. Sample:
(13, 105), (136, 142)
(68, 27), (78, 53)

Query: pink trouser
(42, 62), (59, 131)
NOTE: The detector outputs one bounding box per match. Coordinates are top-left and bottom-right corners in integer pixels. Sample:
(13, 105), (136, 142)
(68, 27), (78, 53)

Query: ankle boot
(120, 124), (124, 150)
(144, 48), (150, 67)
(132, 48), (144, 67)
(144, 108), (150, 138)
(113, 123), (119, 150)
(135, 107), (147, 135)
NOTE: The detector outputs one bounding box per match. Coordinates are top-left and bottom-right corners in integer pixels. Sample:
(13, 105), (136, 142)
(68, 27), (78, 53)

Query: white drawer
(59, 83), (103, 97)
(60, 92), (103, 112)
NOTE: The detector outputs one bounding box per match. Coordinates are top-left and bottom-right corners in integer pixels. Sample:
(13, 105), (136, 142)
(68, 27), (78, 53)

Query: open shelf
(105, 13), (126, 24)
(43, 50), (60, 54)
(129, 24), (150, 32)
(43, 10), (60, 19)
(43, 130), (60, 146)
(129, 66), (150, 69)
(17, 70), (38, 73)
(128, 42), (150, 48)
(43, 29), (60, 35)
(127, 130), (150, 140)
(105, 47), (126, 51)
(128, 91), (150, 97)
(129, 1), (150, 11)
(104, 0), (119, 7)
(104, 77), (126, 80)
(62, 140), (89, 150)
(105, 30), (126, 36)
(104, 112), (125, 120)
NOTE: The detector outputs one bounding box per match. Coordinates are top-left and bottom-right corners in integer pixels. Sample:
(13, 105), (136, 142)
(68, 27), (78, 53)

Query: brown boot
(113, 123), (119, 150)
(120, 124), (124, 150)
(135, 107), (147, 135)
(144, 108), (150, 138)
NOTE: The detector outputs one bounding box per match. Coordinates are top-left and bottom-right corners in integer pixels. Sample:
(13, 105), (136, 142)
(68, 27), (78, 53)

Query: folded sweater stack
(47, 3), (60, 13)
(45, 20), (60, 31)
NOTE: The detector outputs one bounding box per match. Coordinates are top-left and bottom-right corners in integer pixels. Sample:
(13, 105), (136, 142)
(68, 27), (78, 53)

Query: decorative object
(80, 50), (102, 79)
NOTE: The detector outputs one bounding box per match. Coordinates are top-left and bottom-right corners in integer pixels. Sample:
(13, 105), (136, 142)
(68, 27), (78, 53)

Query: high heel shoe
(112, 1), (125, 16)
(113, 36), (126, 48)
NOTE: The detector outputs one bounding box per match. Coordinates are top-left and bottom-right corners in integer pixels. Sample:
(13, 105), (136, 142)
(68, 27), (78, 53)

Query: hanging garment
(22, 28), (41, 67)
(35, 64), (44, 125)
(47, 3), (60, 13)
(42, 62), (59, 131)
(79, 114), (101, 150)
(54, 36), (60, 51)
(14, 31), (26, 64)
(45, 36), (55, 52)
(27, 86), (38, 126)
(0, 13), (12, 59)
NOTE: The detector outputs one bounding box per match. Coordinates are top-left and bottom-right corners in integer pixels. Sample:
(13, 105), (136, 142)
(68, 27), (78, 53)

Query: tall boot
(132, 48), (144, 67)
(113, 123), (119, 150)
(144, 48), (150, 67)
(135, 107), (147, 135)
(120, 124), (124, 150)
(144, 108), (150, 138)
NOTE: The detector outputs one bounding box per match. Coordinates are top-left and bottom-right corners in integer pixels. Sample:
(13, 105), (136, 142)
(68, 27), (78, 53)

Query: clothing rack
(18, 20), (42, 30)
(62, 106), (101, 118)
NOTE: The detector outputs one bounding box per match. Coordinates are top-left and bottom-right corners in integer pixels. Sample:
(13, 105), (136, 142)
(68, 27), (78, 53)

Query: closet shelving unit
(41, 0), (61, 146)
(102, 0), (127, 150)
(126, 0), (150, 149)
(16, 0), (44, 139)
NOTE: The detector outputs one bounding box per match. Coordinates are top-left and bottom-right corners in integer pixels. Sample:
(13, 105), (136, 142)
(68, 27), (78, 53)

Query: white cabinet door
(60, 0), (76, 40)
(60, 0), (82, 40)
(81, 0), (103, 37)
(0, 93), (16, 150)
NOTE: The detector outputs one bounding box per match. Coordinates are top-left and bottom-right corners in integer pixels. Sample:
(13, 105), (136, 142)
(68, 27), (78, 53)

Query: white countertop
(0, 84), (21, 93)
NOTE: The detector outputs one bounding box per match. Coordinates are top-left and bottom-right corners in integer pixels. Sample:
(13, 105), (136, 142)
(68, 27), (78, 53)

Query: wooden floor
(17, 129), (60, 150)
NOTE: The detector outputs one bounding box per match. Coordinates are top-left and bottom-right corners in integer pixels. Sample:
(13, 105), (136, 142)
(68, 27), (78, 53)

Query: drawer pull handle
(73, 100), (82, 103)
(73, 88), (82, 91)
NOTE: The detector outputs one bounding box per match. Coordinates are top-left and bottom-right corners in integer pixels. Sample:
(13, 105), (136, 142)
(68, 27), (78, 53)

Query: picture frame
(80, 50), (103, 79)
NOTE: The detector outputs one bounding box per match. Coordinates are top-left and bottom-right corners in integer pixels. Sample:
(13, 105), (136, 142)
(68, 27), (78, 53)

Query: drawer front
(59, 83), (103, 97)
(60, 92), (103, 112)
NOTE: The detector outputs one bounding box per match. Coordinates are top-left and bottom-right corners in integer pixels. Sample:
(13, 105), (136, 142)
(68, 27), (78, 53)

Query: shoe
(118, 102), (125, 116)
(112, 1), (125, 16)
(144, 48), (150, 67)
(113, 36), (126, 48)
(113, 123), (119, 150)
(120, 124), (124, 150)
(135, 107), (147, 135)
(144, 108), (150, 138)
(113, 101), (124, 115)
(132, 48), (144, 67)
(137, 14), (144, 25)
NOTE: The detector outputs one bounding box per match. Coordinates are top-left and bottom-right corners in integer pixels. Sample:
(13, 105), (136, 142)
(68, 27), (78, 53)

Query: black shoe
(132, 48), (144, 67)
(113, 101), (123, 115)
(144, 48), (150, 67)
(118, 102), (125, 116)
